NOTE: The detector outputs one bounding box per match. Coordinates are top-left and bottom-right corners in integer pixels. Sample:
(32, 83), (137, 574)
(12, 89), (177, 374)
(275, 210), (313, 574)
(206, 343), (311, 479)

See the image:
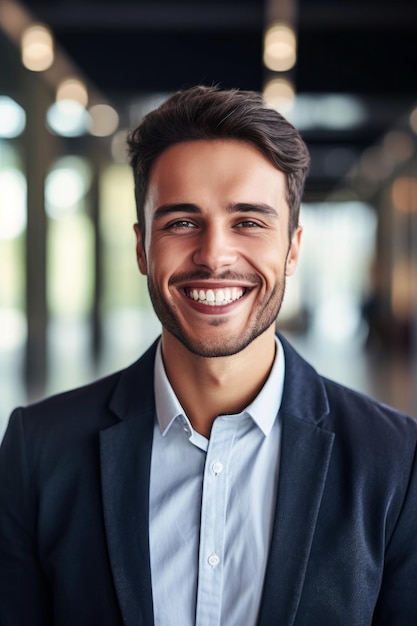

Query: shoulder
(317, 378), (417, 507)
(322, 375), (417, 444)
(279, 332), (417, 459)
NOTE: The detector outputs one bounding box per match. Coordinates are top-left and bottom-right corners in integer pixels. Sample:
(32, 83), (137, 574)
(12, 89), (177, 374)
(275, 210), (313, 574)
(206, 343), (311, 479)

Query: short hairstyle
(127, 85), (310, 239)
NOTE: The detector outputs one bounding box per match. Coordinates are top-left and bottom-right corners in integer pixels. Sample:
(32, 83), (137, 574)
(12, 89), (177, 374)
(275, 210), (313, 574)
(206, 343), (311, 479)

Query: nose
(192, 222), (237, 271)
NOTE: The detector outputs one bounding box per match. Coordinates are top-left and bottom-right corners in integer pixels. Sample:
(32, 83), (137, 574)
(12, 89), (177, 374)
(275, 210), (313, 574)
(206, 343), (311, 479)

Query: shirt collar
(154, 336), (285, 438)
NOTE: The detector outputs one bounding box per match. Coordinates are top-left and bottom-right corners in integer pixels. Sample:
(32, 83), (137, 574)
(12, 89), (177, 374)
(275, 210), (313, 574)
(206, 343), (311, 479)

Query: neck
(160, 328), (277, 438)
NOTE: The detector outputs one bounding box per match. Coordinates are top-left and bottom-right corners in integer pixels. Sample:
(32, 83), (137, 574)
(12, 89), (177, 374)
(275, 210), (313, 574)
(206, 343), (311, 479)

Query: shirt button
(212, 461), (223, 475)
(208, 553), (220, 568)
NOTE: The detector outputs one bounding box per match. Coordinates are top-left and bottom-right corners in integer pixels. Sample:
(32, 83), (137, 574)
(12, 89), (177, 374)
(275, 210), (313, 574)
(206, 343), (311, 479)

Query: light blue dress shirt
(149, 338), (285, 626)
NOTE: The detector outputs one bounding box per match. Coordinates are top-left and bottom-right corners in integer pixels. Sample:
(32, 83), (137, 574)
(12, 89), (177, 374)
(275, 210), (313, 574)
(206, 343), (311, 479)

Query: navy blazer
(1, 334), (416, 625)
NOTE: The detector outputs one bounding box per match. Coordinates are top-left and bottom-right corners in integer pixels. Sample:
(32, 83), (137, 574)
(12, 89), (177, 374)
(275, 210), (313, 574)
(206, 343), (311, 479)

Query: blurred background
(1, 0), (417, 439)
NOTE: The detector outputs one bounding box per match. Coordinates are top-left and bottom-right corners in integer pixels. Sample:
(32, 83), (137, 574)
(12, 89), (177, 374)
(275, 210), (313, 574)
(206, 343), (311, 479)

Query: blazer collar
(278, 332), (330, 426)
(108, 333), (330, 426)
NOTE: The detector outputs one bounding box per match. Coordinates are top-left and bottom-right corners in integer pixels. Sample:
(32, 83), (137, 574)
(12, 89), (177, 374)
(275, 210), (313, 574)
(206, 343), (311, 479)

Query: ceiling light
(45, 157), (92, 219)
(0, 96), (26, 138)
(263, 78), (295, 114)
(57, 78), (88, 108)
(263, 23), (296, 72)
(315, 95), (366, 130)
(88, 104), (119, 137)
(285, 94), (367, 131)
(21, 24), (54, 72)
(46, 100), (89, 137)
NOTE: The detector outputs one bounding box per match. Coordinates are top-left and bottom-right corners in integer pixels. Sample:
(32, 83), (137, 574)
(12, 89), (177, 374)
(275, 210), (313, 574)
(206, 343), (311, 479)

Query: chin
(173, 324), (273, 359)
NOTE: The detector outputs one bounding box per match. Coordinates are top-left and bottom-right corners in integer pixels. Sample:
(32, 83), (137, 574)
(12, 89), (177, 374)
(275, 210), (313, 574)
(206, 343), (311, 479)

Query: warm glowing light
(391, 176), (417, 213)
(88, 104), (119, 137)
(263, 23), (296, 72)
(57, 78), (88, 107)
(263, 78), (295, 113)
(21, 24), (54, 72)
(0, 96), (26, 138)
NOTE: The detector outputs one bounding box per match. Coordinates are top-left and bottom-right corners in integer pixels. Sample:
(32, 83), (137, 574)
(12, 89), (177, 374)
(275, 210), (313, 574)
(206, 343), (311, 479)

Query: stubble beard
(146, 273), (287, 358)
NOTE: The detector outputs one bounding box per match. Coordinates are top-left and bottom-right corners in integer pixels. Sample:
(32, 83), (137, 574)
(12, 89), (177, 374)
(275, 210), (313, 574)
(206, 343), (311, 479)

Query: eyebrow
(153, 203), (201, 221)
(152, 202), (280, 221)
(227, 203), (280, 220)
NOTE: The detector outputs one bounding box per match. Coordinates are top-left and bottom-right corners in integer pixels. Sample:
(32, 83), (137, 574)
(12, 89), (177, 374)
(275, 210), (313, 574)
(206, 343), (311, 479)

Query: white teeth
(187, 287), (244, 306)
(215, 289), (224, 303)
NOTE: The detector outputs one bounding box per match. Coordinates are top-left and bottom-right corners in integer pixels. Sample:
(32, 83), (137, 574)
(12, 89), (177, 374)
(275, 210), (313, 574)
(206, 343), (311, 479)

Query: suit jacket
(0, 334), (416, 625)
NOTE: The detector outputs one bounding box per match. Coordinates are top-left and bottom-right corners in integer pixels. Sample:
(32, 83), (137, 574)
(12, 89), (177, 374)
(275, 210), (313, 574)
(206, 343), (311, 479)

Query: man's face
(135, 139), (301, 358)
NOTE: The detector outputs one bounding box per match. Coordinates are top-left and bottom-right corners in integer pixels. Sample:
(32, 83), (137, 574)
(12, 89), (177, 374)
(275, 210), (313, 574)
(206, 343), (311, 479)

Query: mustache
(168, 270), (262, 286)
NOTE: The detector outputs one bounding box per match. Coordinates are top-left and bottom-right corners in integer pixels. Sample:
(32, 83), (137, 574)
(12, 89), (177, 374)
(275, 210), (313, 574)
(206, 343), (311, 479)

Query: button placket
(196, 418), (236, 625)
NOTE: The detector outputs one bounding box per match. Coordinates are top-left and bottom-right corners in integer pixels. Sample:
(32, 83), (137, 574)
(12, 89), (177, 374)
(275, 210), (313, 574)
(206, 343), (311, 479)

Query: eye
(235, 219), (262, 228)
(166, 219), (197, 230)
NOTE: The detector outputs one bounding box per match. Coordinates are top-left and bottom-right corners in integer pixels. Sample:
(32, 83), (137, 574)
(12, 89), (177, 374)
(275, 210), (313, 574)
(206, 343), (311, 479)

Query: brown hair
(127, 85), (310, 238)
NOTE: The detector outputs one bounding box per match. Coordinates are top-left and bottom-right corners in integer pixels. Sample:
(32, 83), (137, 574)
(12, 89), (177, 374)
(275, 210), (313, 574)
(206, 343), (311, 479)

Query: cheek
(256, 247), (287, 279)
(152, 237), (191, 268)
(146, 243), (177, 285)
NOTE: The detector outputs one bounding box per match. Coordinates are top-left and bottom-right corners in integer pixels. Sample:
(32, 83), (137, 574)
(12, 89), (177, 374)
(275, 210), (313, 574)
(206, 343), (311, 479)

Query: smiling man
(1, 86), (417, 626)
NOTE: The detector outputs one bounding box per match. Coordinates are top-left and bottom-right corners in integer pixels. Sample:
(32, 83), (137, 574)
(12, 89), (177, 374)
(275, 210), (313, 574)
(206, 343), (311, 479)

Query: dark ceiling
(9, 0), (417, 195)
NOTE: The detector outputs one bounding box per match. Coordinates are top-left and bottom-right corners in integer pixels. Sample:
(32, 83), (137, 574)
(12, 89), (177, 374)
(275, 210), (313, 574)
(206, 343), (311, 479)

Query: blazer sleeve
(373, 431), (417, 625)
(0, 409), (53, 626)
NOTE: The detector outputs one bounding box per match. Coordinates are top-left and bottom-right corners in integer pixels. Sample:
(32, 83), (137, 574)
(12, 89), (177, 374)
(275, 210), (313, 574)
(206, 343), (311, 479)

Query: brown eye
(168, 220), (197, 229)
(236, 220), (260, 228)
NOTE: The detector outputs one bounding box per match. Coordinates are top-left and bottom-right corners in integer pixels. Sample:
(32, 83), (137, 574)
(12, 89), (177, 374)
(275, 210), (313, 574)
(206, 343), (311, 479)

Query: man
(0, 86), (416, 625)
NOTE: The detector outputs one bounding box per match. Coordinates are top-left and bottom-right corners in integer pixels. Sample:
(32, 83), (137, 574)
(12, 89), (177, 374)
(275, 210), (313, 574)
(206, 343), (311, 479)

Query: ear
(285, 225), (302, 276)
(134, 223), (148, 275)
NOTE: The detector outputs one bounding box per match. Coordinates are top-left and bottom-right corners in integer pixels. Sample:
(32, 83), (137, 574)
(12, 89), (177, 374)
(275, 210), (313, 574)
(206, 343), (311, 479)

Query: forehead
(145, 139), (287, 206)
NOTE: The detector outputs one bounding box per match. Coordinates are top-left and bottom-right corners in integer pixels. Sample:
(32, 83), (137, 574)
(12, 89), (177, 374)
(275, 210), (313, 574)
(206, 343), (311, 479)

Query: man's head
(127, 85), (310, 242)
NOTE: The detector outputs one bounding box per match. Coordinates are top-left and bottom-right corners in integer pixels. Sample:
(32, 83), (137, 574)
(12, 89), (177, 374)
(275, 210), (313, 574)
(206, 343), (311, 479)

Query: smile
(185, 287), (245, 306)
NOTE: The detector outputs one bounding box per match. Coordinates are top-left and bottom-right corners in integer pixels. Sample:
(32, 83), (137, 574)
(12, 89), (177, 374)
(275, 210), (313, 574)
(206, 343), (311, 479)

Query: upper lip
(176, 281), (256, 290)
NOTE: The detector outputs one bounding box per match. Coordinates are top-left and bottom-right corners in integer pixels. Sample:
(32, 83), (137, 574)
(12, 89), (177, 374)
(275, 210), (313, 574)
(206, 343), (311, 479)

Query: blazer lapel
(100, 343), (158, 626)
(258, 335), (335, 625)
(258, 414), (334, 625)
